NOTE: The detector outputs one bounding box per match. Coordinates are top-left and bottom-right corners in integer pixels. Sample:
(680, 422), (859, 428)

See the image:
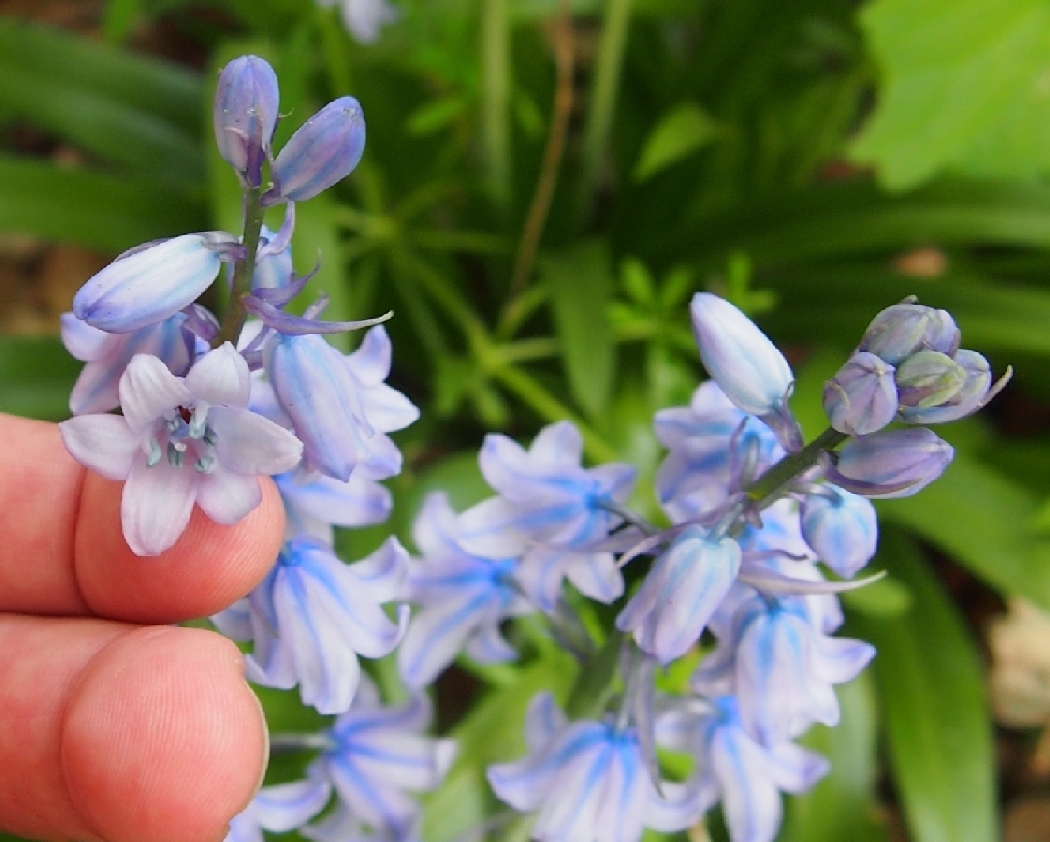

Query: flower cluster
(57, 51), (1007, 842)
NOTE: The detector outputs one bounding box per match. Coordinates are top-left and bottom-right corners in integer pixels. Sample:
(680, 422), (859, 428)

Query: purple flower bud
(822, 351), (898, 436)
(859, 302), (960, 364)
(895, 350), (967, 409)
(900, 349), (1006, 425)
(689, 293), (793, 418)
(72, 233), (236, 333)
(800, 485), (878, 578)
(268, 97), (366, 204)
(213, 56), (280, 188)
(826, 428), (953, 499)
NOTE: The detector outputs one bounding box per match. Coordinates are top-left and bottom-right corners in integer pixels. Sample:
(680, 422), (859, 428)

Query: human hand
(0, 413), (282, 842)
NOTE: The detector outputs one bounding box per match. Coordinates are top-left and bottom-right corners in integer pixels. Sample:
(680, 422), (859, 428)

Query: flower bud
(800, 485), (878, 578)
(900, 349), (1003, 424)
(213, 56), (280, 188)
(826, 428), (953, 499)
(72, 233), (234, 333)
(859, 302), (960, 364)
(895, 350), (967, 409)
(689, 293), (794, 418)
(268, 97), (366, 204)
(823, 351), (898, 436)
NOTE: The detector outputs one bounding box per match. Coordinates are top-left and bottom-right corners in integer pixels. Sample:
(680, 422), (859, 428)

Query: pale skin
(0, 413), (279, 842)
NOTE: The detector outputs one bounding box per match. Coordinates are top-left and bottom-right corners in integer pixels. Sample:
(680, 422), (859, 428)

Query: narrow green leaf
(0, 336), (80, 421)
(877, 452), (1050, 612)
(0, 18), (203, 179)
(780, 672), (886, 842)
(633, 104), (719, 182)
(0, 155), (205, 251)
(853, 529), (997, 842)
(542, 240), (616, 420)
(102, 0), (145, 44)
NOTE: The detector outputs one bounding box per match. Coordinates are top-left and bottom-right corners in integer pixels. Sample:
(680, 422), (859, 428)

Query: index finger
(0, 414), (285, 623)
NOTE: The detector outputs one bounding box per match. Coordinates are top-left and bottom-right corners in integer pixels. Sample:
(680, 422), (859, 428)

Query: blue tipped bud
(859, 301), (960, 364)
(268, 97), (366, 204)
(72, 233), (235, 333)
(826, 428), (953, 499)
(800, 485), (878, 578)
(213, 56), (280, 188)
(895, 350), (967, 409)
(823, 351), (898, 436)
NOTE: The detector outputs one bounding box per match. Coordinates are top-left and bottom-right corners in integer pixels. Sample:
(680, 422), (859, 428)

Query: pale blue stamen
(146, 437), (163, 467)
(167, 441), (185, 467)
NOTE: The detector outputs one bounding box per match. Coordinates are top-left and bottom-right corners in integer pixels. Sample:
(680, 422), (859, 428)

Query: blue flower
(799, 484), (878, 578)
(457, 422), (636, 557)
(826, 427), (953, 498)
(213, 56), (280, 188)
(692, 592), (874, 744)
(72, 233), (238, 333)
(263, 326), (419, 482)
(61, 311), (197, 415)
(398, 493), (531, 688)
(658, 695), (829, 842)
(307, 678), (456, 841)
(616, 526), (742, 664)
(822, 351), (899, 436)
(225, 774), (332, 842)
(242, 536), (408, 713)
(59, 344), (303, 555)
(276, 467), (393, 544)
(487, 693), (705, 842)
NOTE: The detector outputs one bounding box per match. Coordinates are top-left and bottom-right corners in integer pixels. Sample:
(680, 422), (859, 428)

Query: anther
(146, 437), (162, 467)
(167, 442), (185, 468)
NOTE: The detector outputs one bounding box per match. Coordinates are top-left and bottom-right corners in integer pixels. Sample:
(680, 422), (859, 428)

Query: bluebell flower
(59, 344), (303, 555)
(456, 422), (636, 558)
(826, 427), (953, 498)
(516, 545), (624, 613)
(267, 97), (367, 204)
(316, 0), (399, 43)
(899, 349), (1009, 424)
(658, 695), (829, 842)
(307, 677), (456, 841)
(799, 484), (877, 578)
(398, 492), (531, 688)
(243, 536), (408, 713)
(213, 56), (280, 188)
(61, 311), (196, 415)
(276, 467), (393, 544)
(487, 693), (705, 842)
(225, 773), (332, 842)
(822, 351), (898, 436)
(616, 526), (742, 665)
(654, 381), (782, 521)
(858, 301), (959, 364)
(264, 326), (419, 482)
(691, 591), (874, 744)
(689, 293), (801, 451)
(72, 233), (238, 333)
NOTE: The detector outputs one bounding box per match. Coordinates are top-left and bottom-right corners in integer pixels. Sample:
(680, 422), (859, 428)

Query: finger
(0, 414), (286, 623)
(0, 616), (266, 842)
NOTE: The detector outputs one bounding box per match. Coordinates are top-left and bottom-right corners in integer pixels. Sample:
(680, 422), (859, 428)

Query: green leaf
(877, 452), (1050, 612)
(0, 17), (203, 180)
(853, 529), (997, 842)
(851, 0), (1050, 189)
(542, 240), (616, 420)
(779, 672), (886, 842)
(633, 103), (719, 182)
(0, 155), (205, 251)
(0, 336), (80, 421)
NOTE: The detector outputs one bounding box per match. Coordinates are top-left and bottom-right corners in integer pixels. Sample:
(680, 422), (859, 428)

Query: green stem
(481, 0), (512, 210)
(213, 187), (265, 348)
(565, 629), (624, 719)
(744, 427), (847, 507)
(574, 0), (632, 227)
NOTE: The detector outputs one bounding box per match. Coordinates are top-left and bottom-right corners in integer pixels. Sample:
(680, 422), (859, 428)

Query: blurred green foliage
(2, 0), (1050, 840)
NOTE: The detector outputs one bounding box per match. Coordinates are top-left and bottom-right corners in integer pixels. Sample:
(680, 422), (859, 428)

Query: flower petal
(209, 406), (303, 475)
(185, 342), (251, 407)
(196, 468), (263, 524)
(59, 414), (139, 480)
(121, 455), (197, 555)
(119, 354), (193, 433)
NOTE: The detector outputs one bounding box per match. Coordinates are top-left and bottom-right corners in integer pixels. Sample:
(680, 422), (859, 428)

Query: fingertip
(61, 626), (268, 842)
(76, 474), (285, 623)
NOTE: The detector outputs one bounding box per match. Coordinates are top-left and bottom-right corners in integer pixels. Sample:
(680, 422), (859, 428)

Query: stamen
(195, 456), (216, 474)
(146, 437), (162, 467)
(167, 442), (185, 468)
(202, 426), (218, 446)
(188, 405), (209, 439)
